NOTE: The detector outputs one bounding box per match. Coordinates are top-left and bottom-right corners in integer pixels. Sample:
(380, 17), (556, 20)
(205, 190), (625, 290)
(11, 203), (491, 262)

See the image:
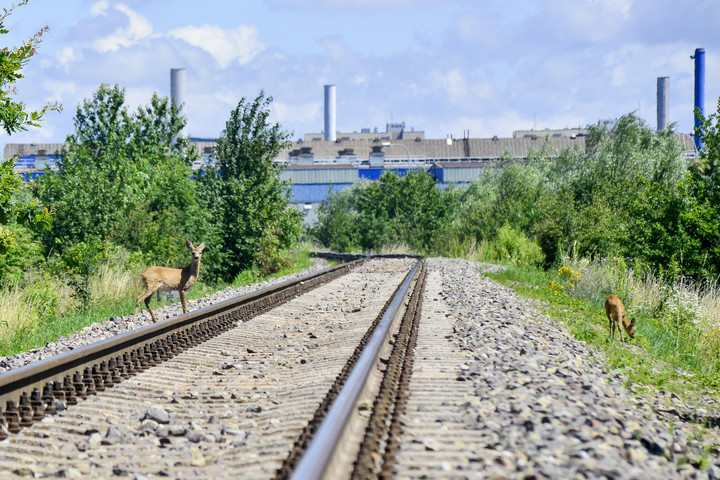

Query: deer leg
(618, 320), (625, 342)
(608, 314), (614, 340)
(180, 290), (187, 313)
(133, 288), (155, 322)
(145, 295), (158, 323)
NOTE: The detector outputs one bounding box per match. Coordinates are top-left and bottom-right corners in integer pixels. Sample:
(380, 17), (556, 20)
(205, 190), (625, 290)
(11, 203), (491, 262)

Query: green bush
(35, 84), (212, 268)
(198, 91), (302, 281)
(490, 224), (545, 267)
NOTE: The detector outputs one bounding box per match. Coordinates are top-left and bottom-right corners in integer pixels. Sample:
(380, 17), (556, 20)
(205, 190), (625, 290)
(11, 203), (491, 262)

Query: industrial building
(5, 130), (696, 226)
(2, 58), (704, 225)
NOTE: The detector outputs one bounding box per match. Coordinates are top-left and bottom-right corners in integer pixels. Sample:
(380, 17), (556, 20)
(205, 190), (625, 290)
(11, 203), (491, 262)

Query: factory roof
(3, 132), (699, 165)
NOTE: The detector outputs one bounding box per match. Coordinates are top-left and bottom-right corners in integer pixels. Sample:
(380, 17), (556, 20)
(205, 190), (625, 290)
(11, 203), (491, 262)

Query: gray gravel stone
(144, 405), (170, 424)
(409, 258), (720, 479)
(0, 259), (329, 373)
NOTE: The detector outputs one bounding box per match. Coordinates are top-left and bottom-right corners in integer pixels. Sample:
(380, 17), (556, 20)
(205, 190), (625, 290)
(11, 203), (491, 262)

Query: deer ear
(186, 240), (193, 250)
(630, 318), (636, 326)
(198, 242), (205, 251)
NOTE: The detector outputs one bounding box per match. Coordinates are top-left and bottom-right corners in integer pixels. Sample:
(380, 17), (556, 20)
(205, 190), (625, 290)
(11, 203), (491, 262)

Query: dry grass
(0, 252), (140, 342)
(0, 272), (72, 338)
(90, 251), (139, 305)
(373, 241), (415, 255)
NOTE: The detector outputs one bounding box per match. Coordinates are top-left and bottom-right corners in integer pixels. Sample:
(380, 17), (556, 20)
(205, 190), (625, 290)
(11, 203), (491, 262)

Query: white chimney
(171, 68), (187, 137)
(324, 85), (336, 141)
(657, 76), (669, 132)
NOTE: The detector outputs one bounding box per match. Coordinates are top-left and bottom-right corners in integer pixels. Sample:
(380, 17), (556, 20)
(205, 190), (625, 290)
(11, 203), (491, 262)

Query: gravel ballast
(399, 257), (720, 479)
(0, 259), (330, 373)
(2, 256), (720, 478)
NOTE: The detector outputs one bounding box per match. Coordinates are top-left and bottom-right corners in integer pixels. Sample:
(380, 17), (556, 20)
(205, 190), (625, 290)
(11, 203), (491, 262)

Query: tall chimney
(656, 77), (669, 132)
(691, 48), (705, 149)
(171, 68), (187, 138)
(324, 85), (336, 141)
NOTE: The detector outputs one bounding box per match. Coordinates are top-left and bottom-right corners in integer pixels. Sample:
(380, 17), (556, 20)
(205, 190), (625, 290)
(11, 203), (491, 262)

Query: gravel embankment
(422, 257), (720, 479)
(0, 259), (330, 373)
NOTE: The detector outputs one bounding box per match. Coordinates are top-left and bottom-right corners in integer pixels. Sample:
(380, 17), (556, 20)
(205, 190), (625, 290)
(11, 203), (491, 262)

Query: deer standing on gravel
(605, 294), (636, 342)
(132, 240), (205, 323)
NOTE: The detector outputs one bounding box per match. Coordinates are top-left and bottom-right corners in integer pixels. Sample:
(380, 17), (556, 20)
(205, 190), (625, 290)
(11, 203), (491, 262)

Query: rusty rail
(287, 259), (424, 480)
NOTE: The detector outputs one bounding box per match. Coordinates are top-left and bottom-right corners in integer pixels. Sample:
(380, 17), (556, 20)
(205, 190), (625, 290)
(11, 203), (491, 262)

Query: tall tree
(0, 0), (60, 135)
(200, 91), (302, 281)
(35, 84), (209, 265)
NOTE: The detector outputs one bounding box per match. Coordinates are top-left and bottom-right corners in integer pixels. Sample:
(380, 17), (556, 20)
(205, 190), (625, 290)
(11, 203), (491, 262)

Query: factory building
(1, 68), (702, 226)
(3, 130), (698, 226)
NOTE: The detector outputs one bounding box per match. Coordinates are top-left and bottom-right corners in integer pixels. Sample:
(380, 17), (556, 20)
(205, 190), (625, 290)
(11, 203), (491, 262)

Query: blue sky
(1, 0), (718, 153)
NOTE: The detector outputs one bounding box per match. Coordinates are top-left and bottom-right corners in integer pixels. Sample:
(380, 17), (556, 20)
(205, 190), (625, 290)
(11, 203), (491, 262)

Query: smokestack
(691, 48), (705, 149)
(656, 77), (669, 132)
(324, 85), (336, 141)
(170, 68), (187, 138)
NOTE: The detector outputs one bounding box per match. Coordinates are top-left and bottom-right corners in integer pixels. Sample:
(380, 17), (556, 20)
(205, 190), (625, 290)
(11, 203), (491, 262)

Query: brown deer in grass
(605, 294), (636, 342)
(132, 240), (205, 323)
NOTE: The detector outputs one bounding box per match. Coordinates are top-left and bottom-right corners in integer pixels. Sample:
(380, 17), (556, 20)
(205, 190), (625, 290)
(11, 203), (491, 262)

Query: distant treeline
(310, 106), (720, 281)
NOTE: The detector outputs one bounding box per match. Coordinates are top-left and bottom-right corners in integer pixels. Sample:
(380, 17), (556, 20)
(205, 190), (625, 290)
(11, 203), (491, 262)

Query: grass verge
(485, 265), (720, 402)
(0, 248), (319, 357)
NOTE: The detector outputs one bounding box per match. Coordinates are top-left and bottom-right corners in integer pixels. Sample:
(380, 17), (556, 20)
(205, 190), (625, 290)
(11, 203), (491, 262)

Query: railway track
(0, 256), (431, 478)
(3, 255), (718, 479)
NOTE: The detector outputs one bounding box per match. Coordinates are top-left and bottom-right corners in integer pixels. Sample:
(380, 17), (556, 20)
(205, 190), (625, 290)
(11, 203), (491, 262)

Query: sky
(1, 0), (718, 153)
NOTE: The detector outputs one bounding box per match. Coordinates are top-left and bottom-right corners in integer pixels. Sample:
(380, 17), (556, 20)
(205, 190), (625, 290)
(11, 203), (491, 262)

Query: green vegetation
(0, 245), (316, 355)
(311, 112), (689, 274)
(197, 91), (302, 282)
(0, 0), (58, 254)
(1, 66), (304, 350)
(486, 260), (720, 399)
(310, 103), (720, 395)
(0, 1), (61, 135)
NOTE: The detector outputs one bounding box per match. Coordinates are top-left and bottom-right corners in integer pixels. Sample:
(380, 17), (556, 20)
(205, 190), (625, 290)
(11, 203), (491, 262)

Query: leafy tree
(353, 178), (396, 251)
(453, 170), (499, 244)
(309, 187), (358, 252)
(492, 163), (543, 234)
(384, 170), (453, 252)
(199, 91), (302, 281)
(35, 84), (210, 266)
(0, 0), (57, 256)
(0, 0), (61, 135)
(311, 170), (455, 254)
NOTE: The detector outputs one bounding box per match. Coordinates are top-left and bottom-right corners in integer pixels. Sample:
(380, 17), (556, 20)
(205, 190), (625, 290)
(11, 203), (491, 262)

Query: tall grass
(0, 246), (318, 356)
(0, 249), (141, 354)
(559, 255), (720, 371)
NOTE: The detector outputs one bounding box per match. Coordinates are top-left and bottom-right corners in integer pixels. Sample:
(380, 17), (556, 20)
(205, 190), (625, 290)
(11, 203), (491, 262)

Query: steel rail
(289, 258), (423, 480)
(0, 259), (361, 437)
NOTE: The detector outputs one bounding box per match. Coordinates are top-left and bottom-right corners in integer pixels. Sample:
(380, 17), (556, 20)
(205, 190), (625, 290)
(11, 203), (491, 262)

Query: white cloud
(91, 2), (154, 53)
(430, 68), (492, 104)
(42, 80), (79, 101)
(56, 47), (79, 69)
(168, 24), (264, 68)
(274, 100), (322, 125)
(431, 69), (468, 104)
(90, 0), (110, 16)
(318, 36), (348, 61)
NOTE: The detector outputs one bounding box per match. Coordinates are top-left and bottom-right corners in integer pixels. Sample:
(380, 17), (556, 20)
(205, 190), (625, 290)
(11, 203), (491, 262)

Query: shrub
(489, 224), (545, 267)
